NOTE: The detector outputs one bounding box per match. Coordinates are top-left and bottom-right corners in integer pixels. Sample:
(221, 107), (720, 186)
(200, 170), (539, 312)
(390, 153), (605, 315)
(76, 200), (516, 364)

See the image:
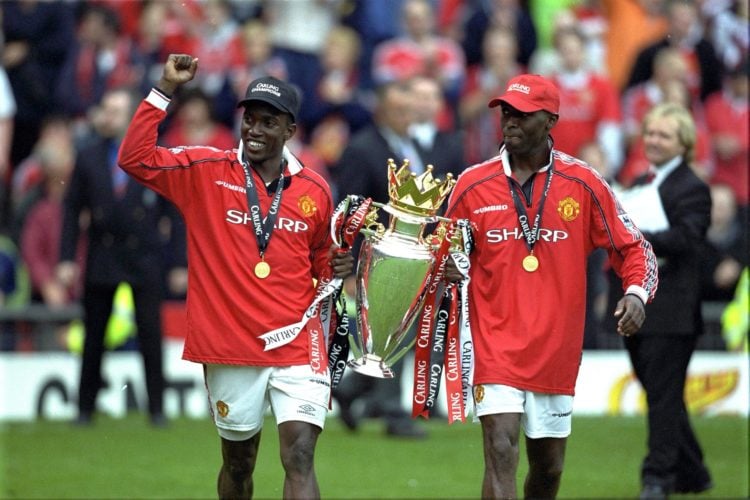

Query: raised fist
(158, 54), (199, 95)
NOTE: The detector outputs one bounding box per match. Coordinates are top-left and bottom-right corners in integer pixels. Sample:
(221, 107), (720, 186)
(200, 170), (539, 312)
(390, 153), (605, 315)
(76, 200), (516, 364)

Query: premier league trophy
(348, 159), (456, 378)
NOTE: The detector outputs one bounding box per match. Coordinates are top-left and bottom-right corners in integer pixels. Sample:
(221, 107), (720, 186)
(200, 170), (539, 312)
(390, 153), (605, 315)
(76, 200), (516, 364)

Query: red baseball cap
(488, 74), (560, 115)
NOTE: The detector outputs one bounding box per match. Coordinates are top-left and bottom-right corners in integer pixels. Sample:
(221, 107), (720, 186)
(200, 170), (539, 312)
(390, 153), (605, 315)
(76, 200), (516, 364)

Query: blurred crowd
(0, 0), (747, 350)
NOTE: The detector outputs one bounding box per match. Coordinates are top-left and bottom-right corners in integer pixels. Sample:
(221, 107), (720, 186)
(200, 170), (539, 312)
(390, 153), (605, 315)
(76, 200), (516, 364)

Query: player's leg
(78, 283), (117, 422)
(270, 364), (330, 499)
(204, 365), (271, 498)
(522, 391), (573, 498)
(130, 279), (165, 424)
(524, 437), (567, 498)
(278, 420), (322, 498)
(480, 412), (522, 498)
(474, 384), (525, 498)
(218, 433), (261, 498)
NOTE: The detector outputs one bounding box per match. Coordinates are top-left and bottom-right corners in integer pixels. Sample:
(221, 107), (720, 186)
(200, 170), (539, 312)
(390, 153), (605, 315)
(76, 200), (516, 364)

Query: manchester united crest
(474, 385), (485, 404)
(298, 195), (317, 217)
(216, 400), (229, 418)
(557, 196), (580, 222)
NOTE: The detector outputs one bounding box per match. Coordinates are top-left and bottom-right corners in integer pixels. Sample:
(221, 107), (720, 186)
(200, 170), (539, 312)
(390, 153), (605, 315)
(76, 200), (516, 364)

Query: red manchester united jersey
(119, 89), (334, 366)
(446, 146), (657, 395)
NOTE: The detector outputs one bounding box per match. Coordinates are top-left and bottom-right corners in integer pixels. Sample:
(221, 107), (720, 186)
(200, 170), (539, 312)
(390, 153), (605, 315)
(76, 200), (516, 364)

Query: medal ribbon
(240, 159), (285, 263)
(506, 165), (554, 256)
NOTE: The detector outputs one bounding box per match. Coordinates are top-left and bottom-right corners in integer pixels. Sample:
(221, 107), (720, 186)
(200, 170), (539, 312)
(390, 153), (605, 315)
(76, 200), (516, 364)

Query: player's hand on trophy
(330, 245), (354, 279)
(443, 255), (464, 283)
(158, 54), (199, 96)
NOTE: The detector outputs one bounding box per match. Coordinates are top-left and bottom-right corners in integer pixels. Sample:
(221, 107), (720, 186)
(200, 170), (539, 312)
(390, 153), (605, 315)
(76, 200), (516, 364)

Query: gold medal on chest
(254, 261), (271, 279)
(522, 254), (539, 273)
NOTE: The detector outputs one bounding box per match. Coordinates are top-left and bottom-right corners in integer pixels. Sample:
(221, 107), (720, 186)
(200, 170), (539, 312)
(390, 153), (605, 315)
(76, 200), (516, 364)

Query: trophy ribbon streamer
(444, 284), (463, 423)
(328, 195), (373, 384)
(411, 221), (456, 418)
(425, 285), (454, 413)
(259, 276), (341, 372)
(455, 219), (474, 421)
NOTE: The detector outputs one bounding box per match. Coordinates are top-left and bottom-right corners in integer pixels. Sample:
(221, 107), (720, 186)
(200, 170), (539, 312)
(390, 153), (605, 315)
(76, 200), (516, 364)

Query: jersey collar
(237, 141), (303, 176)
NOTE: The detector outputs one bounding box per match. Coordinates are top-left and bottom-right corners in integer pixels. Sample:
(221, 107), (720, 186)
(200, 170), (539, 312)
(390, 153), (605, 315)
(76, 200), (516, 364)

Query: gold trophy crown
(387, 158), (456, 217)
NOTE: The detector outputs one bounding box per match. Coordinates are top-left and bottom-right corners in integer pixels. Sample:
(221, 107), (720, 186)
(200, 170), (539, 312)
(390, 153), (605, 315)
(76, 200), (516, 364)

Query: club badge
(557, 196), (580, 222)
(298, 195), (317, 217)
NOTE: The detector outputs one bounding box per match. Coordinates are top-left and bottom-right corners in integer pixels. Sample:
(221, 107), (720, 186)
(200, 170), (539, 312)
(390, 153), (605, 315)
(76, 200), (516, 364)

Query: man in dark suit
(332, 79), (459, 438)
(611, 102), (712, 499)
(334, 80), (456, 205)
(57, 87), (184, 427)
(408, 75), (465, 175)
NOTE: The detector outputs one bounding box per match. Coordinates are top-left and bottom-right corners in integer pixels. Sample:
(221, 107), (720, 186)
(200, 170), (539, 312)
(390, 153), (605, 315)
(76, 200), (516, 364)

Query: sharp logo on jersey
(486, 227), (569, 243)
(226, 209), (310, 232)
(473, 204), (509, 214)
(557, 196), (580, 222)
(298, 195), (317, 217)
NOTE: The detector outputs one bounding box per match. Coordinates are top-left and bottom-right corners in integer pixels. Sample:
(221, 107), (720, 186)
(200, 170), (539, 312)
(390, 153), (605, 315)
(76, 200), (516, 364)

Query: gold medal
(254, 261), (271, 279)
(522, 254), (539, 273)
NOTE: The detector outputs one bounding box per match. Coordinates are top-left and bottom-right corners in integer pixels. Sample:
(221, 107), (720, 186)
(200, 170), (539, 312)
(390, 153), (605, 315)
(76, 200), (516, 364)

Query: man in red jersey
(118, 54), (353, 499)
(443, 74), (658, 498)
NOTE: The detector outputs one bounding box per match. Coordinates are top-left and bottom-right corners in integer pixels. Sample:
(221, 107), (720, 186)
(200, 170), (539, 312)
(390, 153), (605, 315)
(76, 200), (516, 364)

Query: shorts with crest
(473, 384), (573, 438)
(204, 364), (330, 441)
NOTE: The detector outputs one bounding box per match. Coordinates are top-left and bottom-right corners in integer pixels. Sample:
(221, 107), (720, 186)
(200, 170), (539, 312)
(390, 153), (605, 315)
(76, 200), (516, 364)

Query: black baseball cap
(237, 76), (300, 123)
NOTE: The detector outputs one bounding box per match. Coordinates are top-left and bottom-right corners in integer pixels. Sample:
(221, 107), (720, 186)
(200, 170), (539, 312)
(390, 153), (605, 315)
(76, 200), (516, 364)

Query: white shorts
(204, 364), (331, 441)
(473, 384), (573, 439)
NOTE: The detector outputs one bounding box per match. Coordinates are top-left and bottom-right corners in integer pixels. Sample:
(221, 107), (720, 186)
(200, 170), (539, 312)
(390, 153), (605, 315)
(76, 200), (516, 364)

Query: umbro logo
(297, 404), (317, 416)
(550, 410), (572, 418)
(473, 204), (509, 214)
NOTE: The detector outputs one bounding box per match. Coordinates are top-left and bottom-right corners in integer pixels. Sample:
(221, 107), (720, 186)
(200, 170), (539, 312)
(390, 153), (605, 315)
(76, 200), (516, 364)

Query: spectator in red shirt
(548, 26), (624, 175)
(459, 27), (523, 165)
(229, 19), (289, 110)
(20, 133), (84, 307)
(372, 0), (466, 105)
(704, 61), (749, 208)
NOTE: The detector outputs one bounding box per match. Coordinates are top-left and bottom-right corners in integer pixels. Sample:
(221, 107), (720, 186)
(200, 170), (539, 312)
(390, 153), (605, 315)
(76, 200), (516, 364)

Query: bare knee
(525, 437), (566, 498)
(485, 431), (520, 467)
(279, 422), (319, 476)
(482, 416), (521, 469)
(218, 435), (259, 498)
(527, 437), (566, 477)
(222, 455), (254, 482)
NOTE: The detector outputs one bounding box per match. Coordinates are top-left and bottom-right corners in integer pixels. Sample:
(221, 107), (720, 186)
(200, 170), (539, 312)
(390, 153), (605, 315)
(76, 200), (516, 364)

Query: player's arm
(589, 178), (657, 336)
(118, 55), (204, 203)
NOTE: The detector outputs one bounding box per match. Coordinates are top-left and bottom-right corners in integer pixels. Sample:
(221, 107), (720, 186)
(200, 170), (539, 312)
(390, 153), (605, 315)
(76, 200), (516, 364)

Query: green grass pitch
(1, 414), (747, 498)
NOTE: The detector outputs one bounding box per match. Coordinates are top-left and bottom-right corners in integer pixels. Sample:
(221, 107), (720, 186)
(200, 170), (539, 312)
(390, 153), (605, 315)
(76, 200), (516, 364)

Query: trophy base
(348, 354), (394, 379)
